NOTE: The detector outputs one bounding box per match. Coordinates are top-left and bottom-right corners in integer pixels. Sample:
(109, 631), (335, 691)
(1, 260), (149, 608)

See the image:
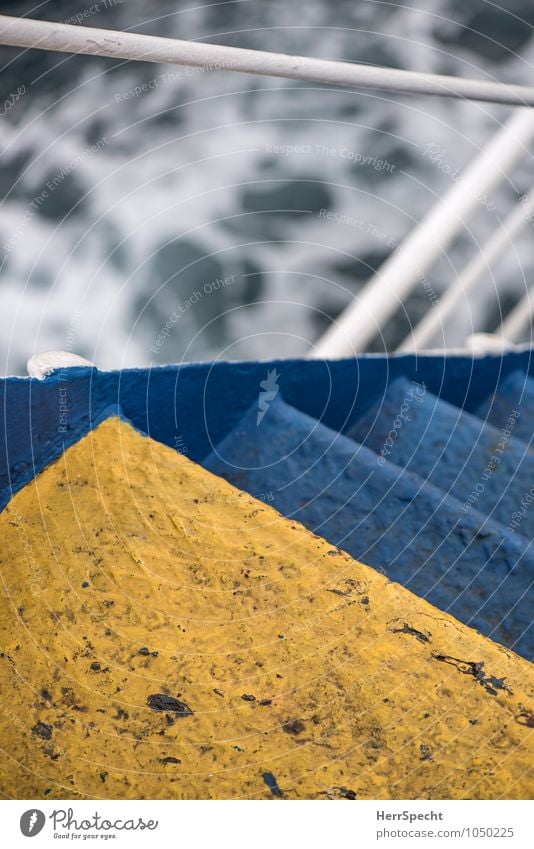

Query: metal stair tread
(347, 376), (534, 537)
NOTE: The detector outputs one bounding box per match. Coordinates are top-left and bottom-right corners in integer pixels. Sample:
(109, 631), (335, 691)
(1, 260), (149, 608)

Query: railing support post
(398, 187), (534, 351)
(310, 109), (534, 359)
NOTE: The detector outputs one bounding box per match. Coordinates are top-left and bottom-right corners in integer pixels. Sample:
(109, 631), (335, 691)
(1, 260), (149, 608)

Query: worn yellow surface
(0, 417), (532, 800)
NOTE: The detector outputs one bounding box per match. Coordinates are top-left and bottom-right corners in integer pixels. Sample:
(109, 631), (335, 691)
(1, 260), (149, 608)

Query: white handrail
(398, 188), (534, 351)
(2, 15), (534, 106)
(310, 108), (534, 359)
(501, 290), (534, 341)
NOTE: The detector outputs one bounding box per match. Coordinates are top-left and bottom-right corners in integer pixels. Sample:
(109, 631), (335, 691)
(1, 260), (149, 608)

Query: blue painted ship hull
(1, 350), (533, 659)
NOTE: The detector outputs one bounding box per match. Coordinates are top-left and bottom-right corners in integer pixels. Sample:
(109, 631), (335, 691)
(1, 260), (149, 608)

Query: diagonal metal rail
(2, 15), (534, 106)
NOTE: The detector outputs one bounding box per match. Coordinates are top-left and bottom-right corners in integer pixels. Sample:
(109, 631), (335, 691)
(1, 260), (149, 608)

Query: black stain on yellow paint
(32, 721), (52, 740)
(324, 786), (357, 800)
(433, 655), (510, 696)
(282, 719), (305, 735)
(388, 621), (431, 643)
(147, 694), (193, 715)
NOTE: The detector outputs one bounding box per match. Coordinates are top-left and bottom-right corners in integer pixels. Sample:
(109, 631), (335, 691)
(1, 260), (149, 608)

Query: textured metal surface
(205, 398), (534, 659)
(348, 377), (534, 536)
(1, 417), (533, 800)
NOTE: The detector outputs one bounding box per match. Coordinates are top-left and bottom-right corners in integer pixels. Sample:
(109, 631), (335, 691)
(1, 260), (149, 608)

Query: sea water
(1, 0), (534, 374)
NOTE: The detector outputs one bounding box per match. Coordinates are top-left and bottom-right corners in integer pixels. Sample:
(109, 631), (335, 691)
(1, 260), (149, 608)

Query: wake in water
(1, 0), (534, 374)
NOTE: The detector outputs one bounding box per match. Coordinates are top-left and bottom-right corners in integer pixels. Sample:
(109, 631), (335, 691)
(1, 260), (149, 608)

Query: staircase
(1, 357), (533, 664)
(204, 370), (534, 661)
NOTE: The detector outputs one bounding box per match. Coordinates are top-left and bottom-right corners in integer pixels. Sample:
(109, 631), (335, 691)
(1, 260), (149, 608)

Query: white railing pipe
(398, 188), (534, 351)
(310, 108), (534, 358)
(501, 290), (534, 341)
(2, 15), (534, 106)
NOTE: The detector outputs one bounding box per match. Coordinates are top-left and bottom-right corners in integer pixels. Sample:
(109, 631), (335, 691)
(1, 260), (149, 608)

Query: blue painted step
(347, 377), (534, 538)
(204, 396), (533, 659)
(476, 370), (534, 445)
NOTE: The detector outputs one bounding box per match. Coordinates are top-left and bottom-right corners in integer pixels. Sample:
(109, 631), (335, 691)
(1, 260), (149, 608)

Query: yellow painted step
(0, 417), (532, 800)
